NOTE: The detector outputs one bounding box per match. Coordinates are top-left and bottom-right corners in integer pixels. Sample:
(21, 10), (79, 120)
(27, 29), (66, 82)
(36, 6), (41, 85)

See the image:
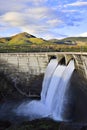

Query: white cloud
(0, 0), (86, 39)
(43, 34), (57, 40)
(62, 10), (77, 13)
(1, 12), (27, 26)
(44, 34), (64, 40)
(0, 0), (63, 39)
(65, 1), (87, 7)
(25, 7), (50, 19)
(28, 0), (47, 5)
(47, 19), (63, 27)
(78, 32), (87, 37)
(0, 1), (27, 13)
(0, 0), (47, 15)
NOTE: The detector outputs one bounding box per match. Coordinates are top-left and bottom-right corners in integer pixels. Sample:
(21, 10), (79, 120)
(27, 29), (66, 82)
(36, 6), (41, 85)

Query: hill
(0, 32), (87, 46)
(49, 37), (87, 46)
(0, 32), (87, 52)
(0, 37), (11, 44)
(0, 32), (47, 45)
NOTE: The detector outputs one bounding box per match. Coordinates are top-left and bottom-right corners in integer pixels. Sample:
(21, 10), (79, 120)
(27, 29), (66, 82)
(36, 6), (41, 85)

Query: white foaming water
(41, 59), (58, 103)
(52, 60), (75, 121)
(15, 59), (75, 121)
(45, 65), (66, 110)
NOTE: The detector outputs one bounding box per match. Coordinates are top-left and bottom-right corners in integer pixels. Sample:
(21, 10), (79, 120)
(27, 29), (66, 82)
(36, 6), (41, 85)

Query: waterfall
(45, 65), (66, 110)
(15, 59), (75, 121)
(41, 59), (58, 103)
(52, 60), (75, 121)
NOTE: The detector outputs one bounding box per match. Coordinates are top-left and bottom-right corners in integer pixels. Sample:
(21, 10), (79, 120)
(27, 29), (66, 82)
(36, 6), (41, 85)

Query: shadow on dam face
(58, 57), (66, 65)
(64, 70), (87, 124)
(49, 56), (66, 65)
(49, 55), (57, 62)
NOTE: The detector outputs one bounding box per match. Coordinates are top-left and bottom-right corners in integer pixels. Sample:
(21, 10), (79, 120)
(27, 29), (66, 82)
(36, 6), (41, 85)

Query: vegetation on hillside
(0, 32), (87, 52)
(49, 37), (87, 46)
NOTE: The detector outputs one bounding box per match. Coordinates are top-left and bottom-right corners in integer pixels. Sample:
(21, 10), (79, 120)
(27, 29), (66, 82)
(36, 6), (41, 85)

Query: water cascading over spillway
(15, 59), (75, 121)
(41, 59), (58, 103)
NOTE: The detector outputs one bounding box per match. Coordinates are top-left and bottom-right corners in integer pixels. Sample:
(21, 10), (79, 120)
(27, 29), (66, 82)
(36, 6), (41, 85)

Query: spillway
(15, 59), (75, 121)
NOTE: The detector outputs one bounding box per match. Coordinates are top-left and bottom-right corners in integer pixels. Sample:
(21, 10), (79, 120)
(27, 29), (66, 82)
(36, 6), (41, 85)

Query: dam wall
(0, 52), (87, 79)
(0, 52), (87, 96)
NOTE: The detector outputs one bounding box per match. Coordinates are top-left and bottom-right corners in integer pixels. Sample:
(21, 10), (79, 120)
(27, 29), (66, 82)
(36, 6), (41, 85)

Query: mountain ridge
(0, 32), (46, 45)
(0, 32), (87, 46)
(48, 36), (87, 46)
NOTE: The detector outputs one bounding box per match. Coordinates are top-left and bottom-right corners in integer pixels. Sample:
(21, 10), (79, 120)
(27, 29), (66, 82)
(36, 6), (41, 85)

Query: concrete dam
(0, 52), (87, 76)
(0, 52), (87, 123)
(0, 52), (87, 97)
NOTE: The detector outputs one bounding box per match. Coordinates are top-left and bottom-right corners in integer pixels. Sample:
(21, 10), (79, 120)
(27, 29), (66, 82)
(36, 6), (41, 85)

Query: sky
(0, 0), (87, 39)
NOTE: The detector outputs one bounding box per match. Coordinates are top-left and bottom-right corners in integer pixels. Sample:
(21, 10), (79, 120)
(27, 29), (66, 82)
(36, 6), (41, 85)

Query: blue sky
(0, 0), (87, 39)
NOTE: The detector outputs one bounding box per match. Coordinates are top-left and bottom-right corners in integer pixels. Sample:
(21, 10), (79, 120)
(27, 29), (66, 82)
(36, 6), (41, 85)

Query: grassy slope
(0, 32), (47, 45)
(0, 32), (87, 52)
(49, 37), (87, 46)
(29, 38), (45, 44)
(0, 32), (87, 46)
